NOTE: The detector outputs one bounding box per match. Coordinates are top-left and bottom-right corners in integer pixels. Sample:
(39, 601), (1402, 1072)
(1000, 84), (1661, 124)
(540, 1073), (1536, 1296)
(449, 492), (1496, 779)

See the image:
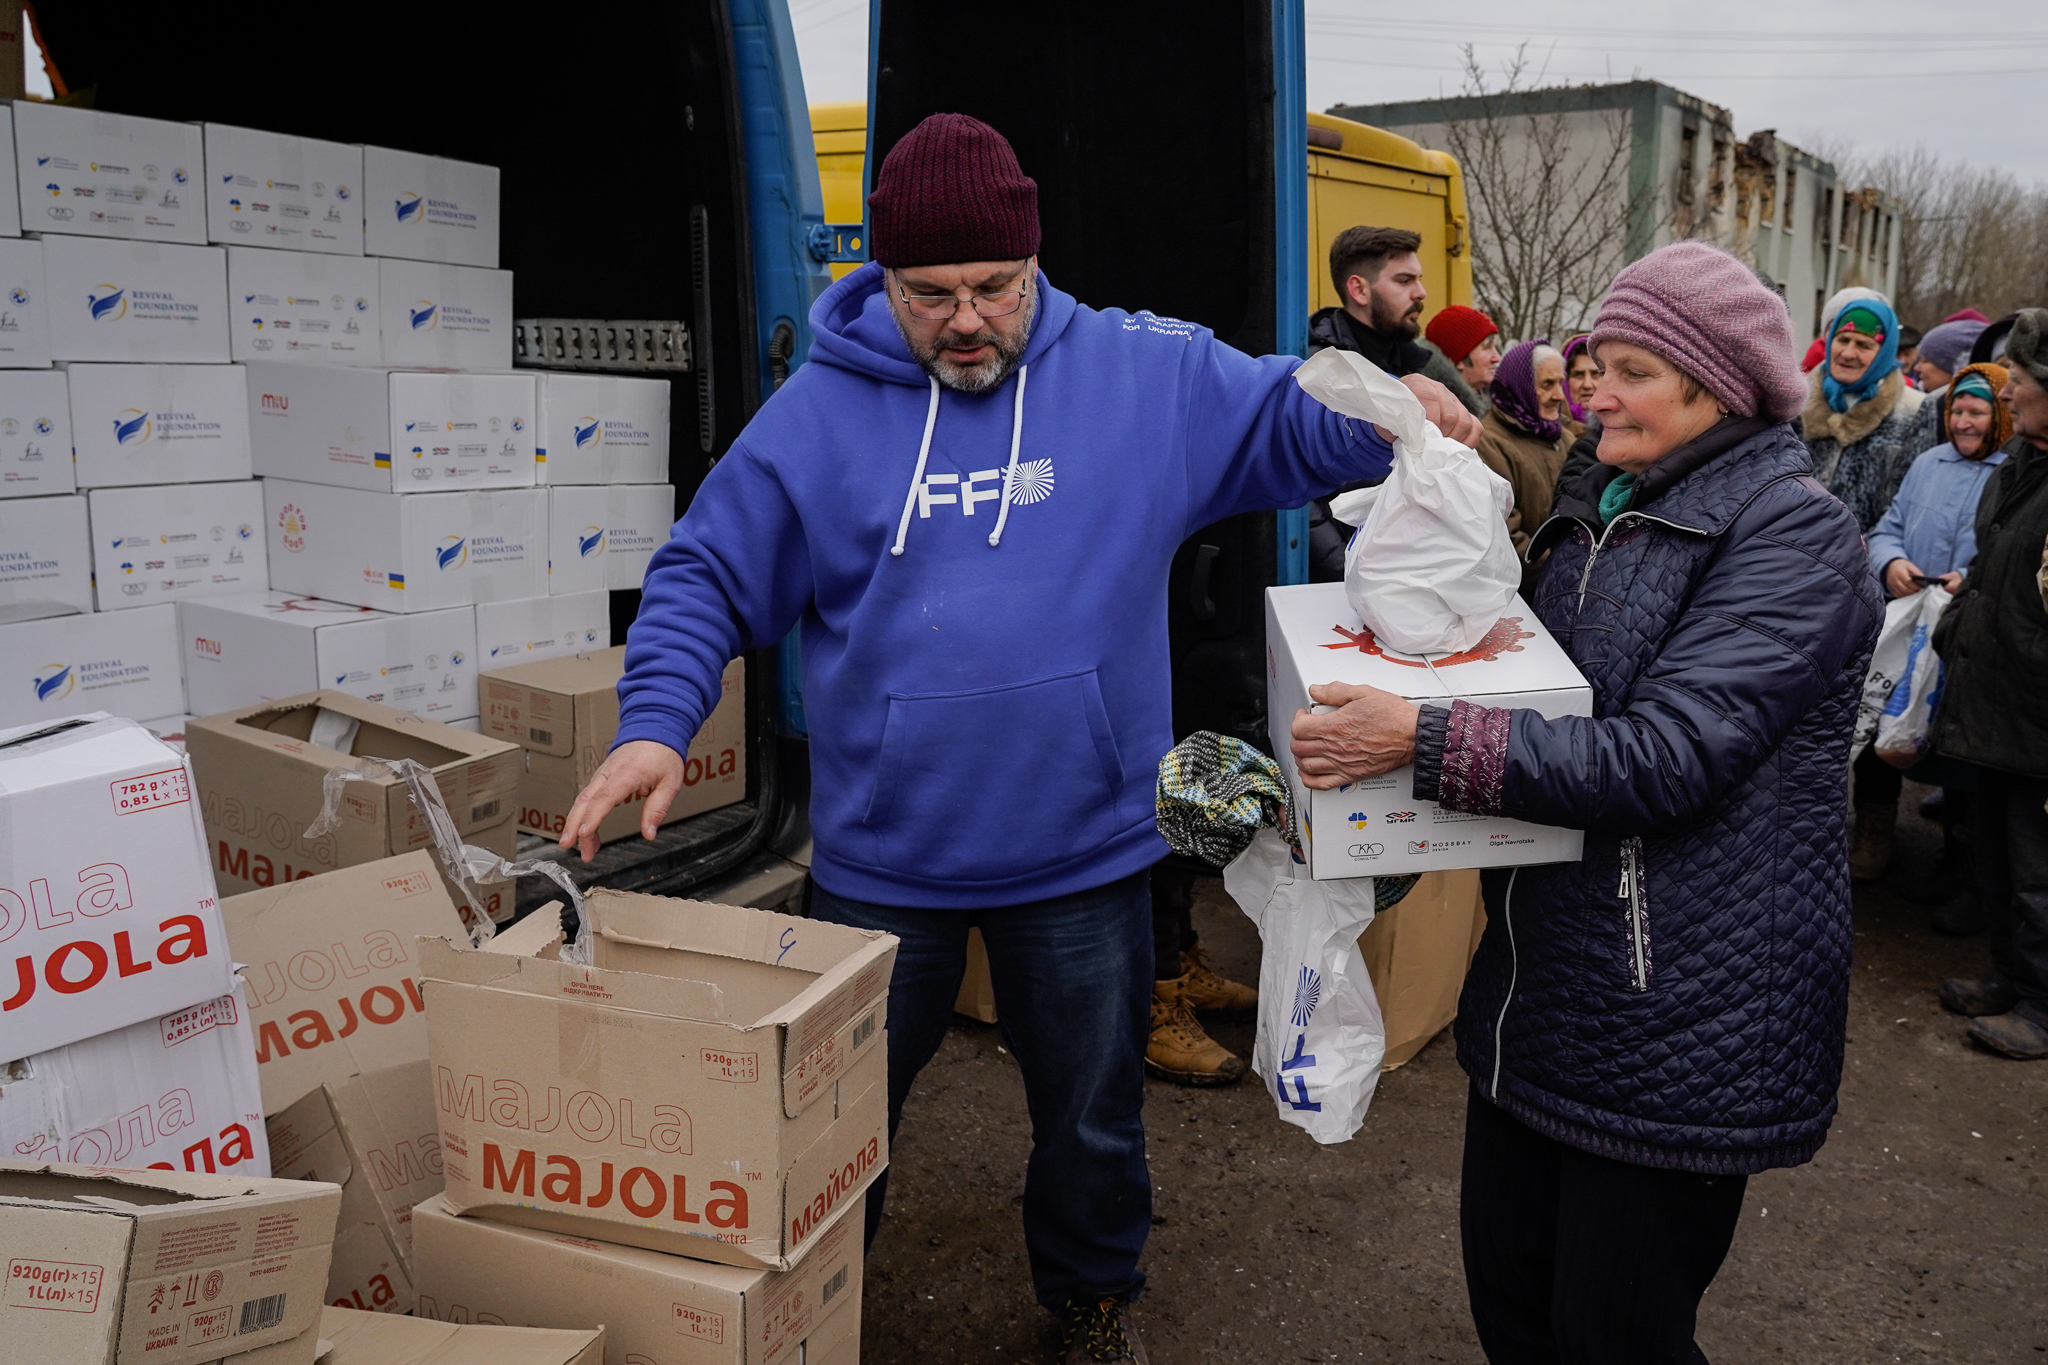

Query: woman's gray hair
(1531, 343), (1564, 370)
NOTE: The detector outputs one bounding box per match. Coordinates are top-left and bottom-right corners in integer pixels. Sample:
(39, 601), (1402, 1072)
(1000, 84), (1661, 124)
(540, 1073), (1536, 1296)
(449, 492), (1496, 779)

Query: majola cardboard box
(0, 1159), (339, 1364)
(534, 372), (670, 485)
(181, 593), (478, 721)
(266, 1061), (442, 1316)
(319, 1301), (604, 1365)
(220, 851), (469, 1115)
(361, 146), (500, 268)
(414, 1189), (860, 1365)
(13, 101), (205, 243)
(227, 248), (378, 365)
(263, 479), (548, 613)
(0, 609), (184, 727)
(483, 652), (744, 845)
(0, 370), (77, 497)
(89, 481), (268, 612)
(67, 362), (252, 487)
(0, 489), (93, 619)
(474, 591), (609, 667)
(0, 976), (267, 1176)
(376, 259), (513, 371)
(204, 126), (364, 256)
(547, 484), (674, 594)
(185, 692), (521, 901)
(0, 235), (52, 367)
(1266, 581), (1592, 878)
(0, 715), (230, 1057)
(423, 890), (893, 1270)
(43, 236), (230, 363)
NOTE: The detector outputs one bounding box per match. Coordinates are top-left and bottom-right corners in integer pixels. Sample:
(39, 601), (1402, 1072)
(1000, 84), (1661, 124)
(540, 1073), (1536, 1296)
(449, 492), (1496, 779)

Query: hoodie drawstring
(891, 378), (943, 557)
(891, 364), (1031, 557)
(988, 363), (1029, 548)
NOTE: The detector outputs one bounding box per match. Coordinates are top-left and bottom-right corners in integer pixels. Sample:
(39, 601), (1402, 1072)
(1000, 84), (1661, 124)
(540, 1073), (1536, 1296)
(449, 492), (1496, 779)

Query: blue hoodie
(616, 263), (1393, 907)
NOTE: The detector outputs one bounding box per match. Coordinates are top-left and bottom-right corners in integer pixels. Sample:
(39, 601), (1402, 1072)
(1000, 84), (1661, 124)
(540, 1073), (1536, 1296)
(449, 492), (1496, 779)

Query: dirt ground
(857, 784), (2048, 1362)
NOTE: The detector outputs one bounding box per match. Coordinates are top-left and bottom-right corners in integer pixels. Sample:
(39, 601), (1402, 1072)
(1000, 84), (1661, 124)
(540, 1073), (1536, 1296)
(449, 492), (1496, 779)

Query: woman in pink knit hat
(1288, 241), (1883, 1362)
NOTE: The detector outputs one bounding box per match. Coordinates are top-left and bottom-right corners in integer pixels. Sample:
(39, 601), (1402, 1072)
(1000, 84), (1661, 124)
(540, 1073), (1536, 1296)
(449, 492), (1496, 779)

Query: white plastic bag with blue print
(1850, 584), (1951, 769)
(1295, 347), (1517, 655)
(1222, 826), (1385, 1144)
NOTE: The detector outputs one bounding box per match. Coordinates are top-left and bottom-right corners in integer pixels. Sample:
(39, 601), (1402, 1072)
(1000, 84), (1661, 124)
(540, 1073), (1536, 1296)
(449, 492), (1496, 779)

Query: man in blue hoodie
(560, 113), (1477, 1364)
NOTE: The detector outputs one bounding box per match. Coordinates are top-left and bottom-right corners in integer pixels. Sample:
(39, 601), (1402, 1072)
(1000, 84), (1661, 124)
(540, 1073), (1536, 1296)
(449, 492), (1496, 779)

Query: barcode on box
(852, 1012), (875, 1050)
(237, 1293), (286, 1335)
(471, 800), (500, 821)
(527, 727), (552, 745)
(821, 1265), (848, 1306)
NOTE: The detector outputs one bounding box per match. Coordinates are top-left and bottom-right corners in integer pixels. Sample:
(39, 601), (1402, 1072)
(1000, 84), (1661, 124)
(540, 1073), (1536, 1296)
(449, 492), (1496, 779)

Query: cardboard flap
(318, 1303), (603, 1365)
(419, 935), (727, 1022)
(481, 904), (564, 959)
(587, 890), (881, 978)
(266, 1087), (352, 1188)
(782, 991), (888, 1119)
(778, 1078), (886, 1268)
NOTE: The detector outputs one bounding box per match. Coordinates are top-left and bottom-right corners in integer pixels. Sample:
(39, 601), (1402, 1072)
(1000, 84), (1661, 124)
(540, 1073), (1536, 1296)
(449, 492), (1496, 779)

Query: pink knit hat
(1588, 242), (1806, 421)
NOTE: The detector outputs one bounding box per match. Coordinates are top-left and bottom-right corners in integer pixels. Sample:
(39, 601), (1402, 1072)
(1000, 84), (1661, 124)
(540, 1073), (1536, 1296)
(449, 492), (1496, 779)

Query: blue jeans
(810, 869), (1154, 1310)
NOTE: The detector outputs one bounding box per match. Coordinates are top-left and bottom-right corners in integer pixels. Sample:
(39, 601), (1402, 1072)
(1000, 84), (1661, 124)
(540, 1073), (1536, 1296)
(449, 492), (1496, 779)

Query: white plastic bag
(1851, 585), (1950, 768)
(1222, 827), (1385, 1144)
(1296, 347), (1518, 654)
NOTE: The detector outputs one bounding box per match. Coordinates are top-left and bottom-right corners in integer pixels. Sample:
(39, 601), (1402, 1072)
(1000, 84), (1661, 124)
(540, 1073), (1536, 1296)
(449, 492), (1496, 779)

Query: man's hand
(559, 739), (684, 861)
(1400, 374), (1485, 447)
(1289, 682), (1422, 790)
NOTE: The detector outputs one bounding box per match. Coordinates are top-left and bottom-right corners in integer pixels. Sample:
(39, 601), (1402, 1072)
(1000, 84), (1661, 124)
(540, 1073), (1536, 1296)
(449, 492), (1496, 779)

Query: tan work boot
(1850, 803), (1896, 882)
(1176, 939), (1257, 1014)
(1146, 976), (1246, 1086)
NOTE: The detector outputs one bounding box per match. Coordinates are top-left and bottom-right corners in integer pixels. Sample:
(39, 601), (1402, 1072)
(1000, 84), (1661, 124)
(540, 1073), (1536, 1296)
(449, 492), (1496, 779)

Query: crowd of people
(558, 110), (2048, 1363)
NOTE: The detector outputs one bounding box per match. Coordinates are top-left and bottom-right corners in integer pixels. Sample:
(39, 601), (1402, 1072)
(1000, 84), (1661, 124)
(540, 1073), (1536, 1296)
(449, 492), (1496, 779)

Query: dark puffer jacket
(1413, 420), (1882, 1174)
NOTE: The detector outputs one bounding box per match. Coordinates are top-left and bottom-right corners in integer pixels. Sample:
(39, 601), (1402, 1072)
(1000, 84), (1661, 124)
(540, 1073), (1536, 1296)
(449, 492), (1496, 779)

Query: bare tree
(1845, 144), (2048, 325)
(1438, 46), (1661, 344)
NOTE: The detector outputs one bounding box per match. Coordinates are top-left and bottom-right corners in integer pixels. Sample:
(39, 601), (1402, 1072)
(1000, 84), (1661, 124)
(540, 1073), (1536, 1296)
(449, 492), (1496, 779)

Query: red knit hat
(1424, 305), (1498, 363)
(867, 113), (1040, 268)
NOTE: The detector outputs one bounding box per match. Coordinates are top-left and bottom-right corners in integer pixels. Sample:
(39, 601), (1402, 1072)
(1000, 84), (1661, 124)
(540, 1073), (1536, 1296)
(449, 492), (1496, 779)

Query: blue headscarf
(1821, 297), (1901, 414)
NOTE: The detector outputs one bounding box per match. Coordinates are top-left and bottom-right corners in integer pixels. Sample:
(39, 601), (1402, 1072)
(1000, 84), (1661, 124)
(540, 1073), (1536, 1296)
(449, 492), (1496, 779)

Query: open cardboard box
(317, 1302), (604, 1365)
(414, 1190), (859, 1365)
(0, 1158), (340, 1365)
(185, 692), (521, 908)
(422, 893), (894, 1271)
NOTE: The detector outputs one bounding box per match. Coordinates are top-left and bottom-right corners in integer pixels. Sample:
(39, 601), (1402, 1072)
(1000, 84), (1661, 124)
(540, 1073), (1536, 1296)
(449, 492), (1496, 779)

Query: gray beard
(894, 287), (1038, 394)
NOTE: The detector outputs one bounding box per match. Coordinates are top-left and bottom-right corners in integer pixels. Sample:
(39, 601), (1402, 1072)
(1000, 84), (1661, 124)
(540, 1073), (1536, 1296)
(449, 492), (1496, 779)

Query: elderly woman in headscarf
(1929, 310), (2048, 1060)
(1805, 295), (1927, 531)
(1901, 317), (1993, 457)
(1854, 363), (2015, 896)
(1562, 333), (1598, 428)
(1288, 242), (1881, 1360)
(1475, 339), (1573, 594)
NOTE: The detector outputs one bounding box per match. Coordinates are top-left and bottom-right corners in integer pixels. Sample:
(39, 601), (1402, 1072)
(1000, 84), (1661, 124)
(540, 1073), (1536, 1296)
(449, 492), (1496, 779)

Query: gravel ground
(857, 786), (2048, 1362)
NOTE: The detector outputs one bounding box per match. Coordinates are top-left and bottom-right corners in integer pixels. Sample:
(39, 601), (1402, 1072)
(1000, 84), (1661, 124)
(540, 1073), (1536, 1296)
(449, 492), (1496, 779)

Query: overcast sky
(790, 0), (2048, 183)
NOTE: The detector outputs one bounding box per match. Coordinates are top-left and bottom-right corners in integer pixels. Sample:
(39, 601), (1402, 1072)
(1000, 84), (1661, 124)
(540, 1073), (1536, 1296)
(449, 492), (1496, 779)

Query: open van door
(868, 0), (1311, 751)
(31, 0), (828, 900)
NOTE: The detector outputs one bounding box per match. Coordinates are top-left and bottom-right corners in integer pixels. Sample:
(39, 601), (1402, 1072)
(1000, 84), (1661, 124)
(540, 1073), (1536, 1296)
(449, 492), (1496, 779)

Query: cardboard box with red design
(0, 1158), (340, 1365)
(478, 649), (743, 846)
(1265, 581), (1592, 878)
(421, 893), (892, 1271)
(0, 714), (232, 1059)
(413, 1188), (861, 1365)
(314, 1302), (605, 1365)
(0, 976), (267, 1177)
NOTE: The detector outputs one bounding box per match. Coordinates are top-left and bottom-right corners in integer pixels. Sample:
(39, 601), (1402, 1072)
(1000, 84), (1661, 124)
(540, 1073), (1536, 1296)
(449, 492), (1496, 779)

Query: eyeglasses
(896, 277), (1031, 321)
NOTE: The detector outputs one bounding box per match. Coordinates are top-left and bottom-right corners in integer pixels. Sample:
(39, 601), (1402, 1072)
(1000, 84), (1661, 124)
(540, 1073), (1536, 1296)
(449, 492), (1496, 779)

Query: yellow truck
(809, 104), (1473, 327)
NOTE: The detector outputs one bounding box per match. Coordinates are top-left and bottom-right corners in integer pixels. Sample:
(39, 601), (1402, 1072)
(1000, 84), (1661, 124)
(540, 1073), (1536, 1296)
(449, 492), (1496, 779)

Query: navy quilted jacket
(1413, 420), (1882, 1174)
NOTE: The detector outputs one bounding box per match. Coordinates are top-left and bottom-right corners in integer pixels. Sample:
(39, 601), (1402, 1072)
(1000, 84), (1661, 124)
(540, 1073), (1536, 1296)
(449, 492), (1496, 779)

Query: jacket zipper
(1490, 868), (1520, 1100)
(1617, 836), (1652, 992)
(1575, 510), (1692, 609)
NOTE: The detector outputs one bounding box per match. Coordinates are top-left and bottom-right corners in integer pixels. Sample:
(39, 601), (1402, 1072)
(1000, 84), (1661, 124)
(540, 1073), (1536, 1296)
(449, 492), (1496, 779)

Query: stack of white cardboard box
(0, 100), (677, 749)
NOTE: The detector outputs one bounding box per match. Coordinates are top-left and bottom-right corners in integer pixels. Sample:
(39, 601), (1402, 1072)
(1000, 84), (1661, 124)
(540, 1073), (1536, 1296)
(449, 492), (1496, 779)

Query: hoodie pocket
(862, 669), (1127, 885)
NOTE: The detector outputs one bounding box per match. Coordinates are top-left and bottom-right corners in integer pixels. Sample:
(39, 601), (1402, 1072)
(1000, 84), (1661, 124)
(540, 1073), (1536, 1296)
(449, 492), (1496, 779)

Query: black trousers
(1461, 1086), (1747, 1365)
(1980, 769), (2048, 1008)
(1150, 861), (1197, 980)
(1852, 743), (1904, 808)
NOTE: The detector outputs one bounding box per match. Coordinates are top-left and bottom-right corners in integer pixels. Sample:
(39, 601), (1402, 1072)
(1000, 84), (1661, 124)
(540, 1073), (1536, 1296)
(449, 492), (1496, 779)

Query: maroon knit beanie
(867, 113), (1040, 268)
(1424, 305), (1498, 363)
(1588, 242), (1806, 421)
